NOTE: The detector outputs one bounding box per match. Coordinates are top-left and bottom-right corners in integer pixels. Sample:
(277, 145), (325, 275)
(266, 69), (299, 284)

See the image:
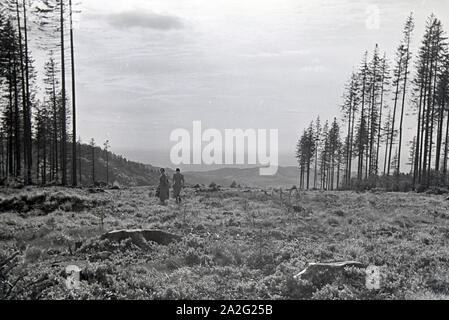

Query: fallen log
(0, 252), (20, 269)
(294, 261), (366, 282)
(101, 229), (182, 246)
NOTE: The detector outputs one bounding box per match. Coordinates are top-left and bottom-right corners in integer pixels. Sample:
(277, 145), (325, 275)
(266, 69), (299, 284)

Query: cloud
(239, 49), (311, 59)
(106, 10), (183, 30)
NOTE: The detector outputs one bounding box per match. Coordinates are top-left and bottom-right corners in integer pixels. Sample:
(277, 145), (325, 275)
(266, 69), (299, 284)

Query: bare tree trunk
(69, 0), (77, 186)
(15, 0), (26, 179)
(91, 145), (95, 184)
(427, 62), (439, 177)
(358, 62), (367, 181)
(78, 138), (82, 185)
(388, 56), (402, 176)
(51, 67), (59, 182)
(12, 55), (21, 178)
(345, 106), (351, 186)
(348, 98), (356, 186)
(36, 133), (40, 182)
(7, 61), (14, 177)
(43, 128), (47, 185)
(443, 109), (449, 181)
(22, 0), (32, 185)
(397, 26), (412, 176)
(60, 0), (67, 186)
(422, 57), (434, 185)
(383, 119), (390, 175)
(376, 57), (386, 175)
(413, 80), (424, 187)
(435, 97), (445, 171)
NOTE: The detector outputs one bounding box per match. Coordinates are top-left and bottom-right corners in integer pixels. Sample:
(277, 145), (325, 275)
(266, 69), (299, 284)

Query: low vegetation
(1, 186), (448, 300)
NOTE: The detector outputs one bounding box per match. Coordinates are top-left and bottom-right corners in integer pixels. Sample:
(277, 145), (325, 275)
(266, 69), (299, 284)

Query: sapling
(183, 204), (187, 226)
(95, 210), (107, 231)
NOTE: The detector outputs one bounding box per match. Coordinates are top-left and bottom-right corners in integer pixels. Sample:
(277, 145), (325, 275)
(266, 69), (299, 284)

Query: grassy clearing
(1, 186), (448, 300)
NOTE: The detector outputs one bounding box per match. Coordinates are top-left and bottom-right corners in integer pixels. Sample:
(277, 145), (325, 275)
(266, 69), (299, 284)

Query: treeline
(296, 13), (449, 191)
(0, 0), (80, 186)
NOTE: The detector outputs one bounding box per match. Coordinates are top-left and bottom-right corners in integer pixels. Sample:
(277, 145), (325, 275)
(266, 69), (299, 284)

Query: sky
(35, 0), (449, 169)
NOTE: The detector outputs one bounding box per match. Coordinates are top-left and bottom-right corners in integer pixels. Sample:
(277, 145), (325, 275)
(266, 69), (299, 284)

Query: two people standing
(157, 168), (185, 205)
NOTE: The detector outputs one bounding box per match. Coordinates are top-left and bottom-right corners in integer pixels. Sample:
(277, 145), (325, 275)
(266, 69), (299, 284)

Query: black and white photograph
(0, 0), (449, 305)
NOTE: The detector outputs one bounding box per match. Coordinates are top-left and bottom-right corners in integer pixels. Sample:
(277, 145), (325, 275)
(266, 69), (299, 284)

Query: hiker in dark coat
(158, 168), (170, 205)
(173, 168), (185, 204)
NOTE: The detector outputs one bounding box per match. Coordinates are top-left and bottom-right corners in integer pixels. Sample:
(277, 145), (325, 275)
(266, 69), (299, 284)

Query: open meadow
(1, 186), (448, 300)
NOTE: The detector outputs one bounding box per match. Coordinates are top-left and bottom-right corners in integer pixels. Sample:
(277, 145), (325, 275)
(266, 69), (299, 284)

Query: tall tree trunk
(427, 61), (439, 178)
(60, 0), (68, 185)
(337, 157), (341, 190)
(375, 58), (386, 175)
(383, 119), (390, 175)
(12, 55), (21, 178)
(435, 97), (445, 171)
(69, 0), (77, 186)
(397, 56), (410, 175)
(419, 62), (430, 183)
(367, 86), (374, 178)
(358, 63), (367, 181)
(43, 127), (47, 185)
(91, 146), (95, 184)
(106, 150), (109, 185)
(78, 138), (82, 185)
(51, 68), (59, 182)
(443, 109), (449, 181)
(36, 132), (40, 182)
(314, 147), (318, 189)
(15, 0), (26, 179)
(22, 0), (32, 185)
(348, 98), (356, 186)
(413, 78), (424, 187)
(307, 160), (310, 190)
(7, 62), (14, 177)
(388, 56), (403, 175)
(423, 56), (434, 185)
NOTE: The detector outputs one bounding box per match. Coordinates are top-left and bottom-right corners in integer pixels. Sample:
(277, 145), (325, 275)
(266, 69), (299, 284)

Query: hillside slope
(76, 144), (160, 187)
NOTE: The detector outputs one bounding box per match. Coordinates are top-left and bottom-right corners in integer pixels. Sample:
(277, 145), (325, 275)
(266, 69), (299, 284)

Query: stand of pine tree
(0, 0), (80, 187)
(296, 13), (449, 192)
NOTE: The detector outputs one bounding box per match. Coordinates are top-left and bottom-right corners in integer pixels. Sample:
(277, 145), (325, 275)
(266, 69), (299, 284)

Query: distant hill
(184, 166), (300, 188)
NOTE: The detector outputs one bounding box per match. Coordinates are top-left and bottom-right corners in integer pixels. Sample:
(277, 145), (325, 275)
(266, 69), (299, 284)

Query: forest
(296, 14), (449, 192)
(0, 0), (114, 187)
